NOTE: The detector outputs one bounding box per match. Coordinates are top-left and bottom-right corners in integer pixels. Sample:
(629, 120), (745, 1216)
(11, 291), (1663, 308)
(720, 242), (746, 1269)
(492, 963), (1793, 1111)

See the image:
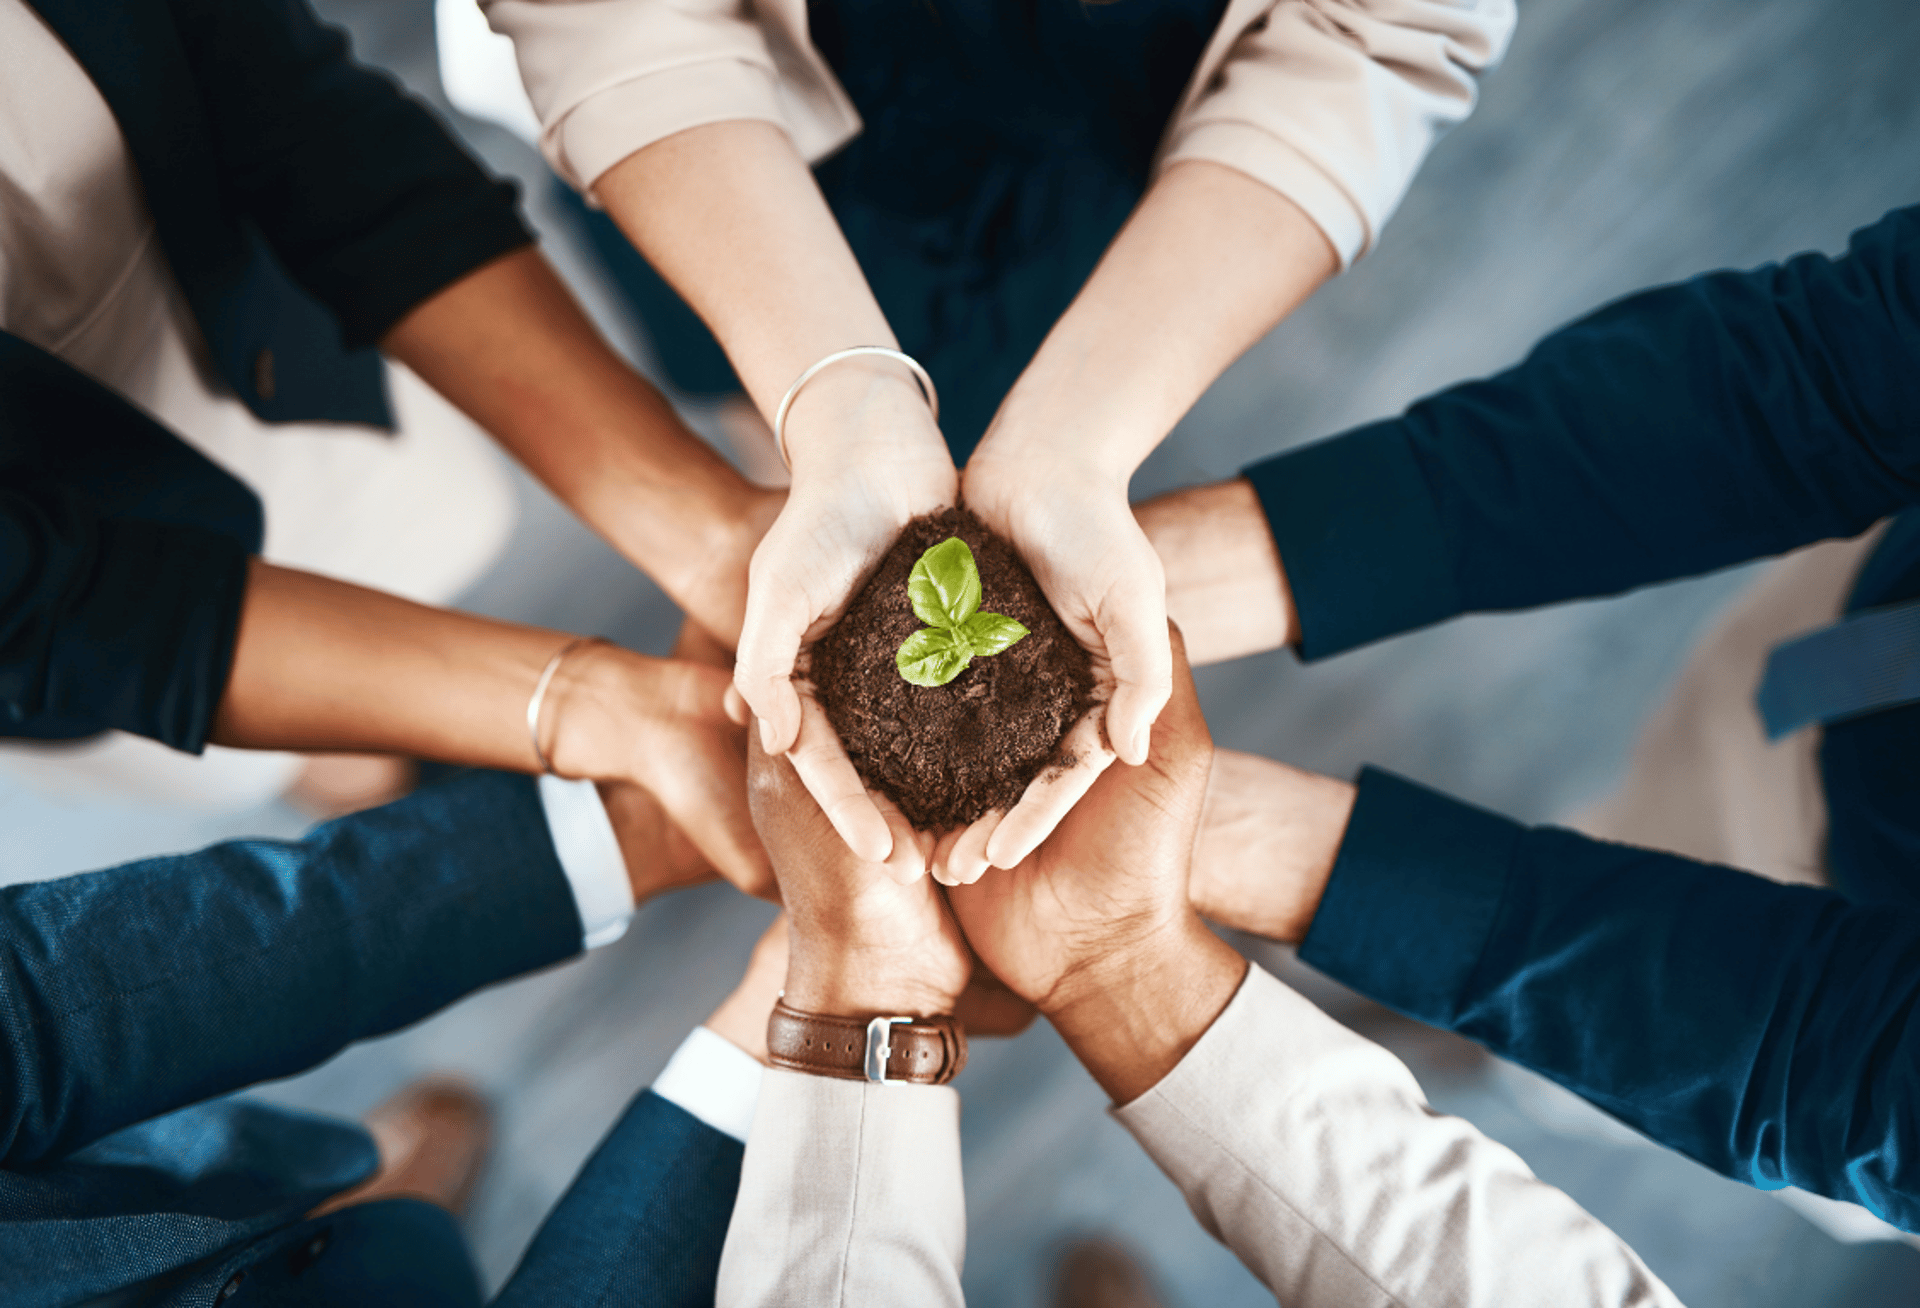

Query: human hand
(734, 362), (958, 870)
(1190, 748), (1354, 944)
(1134, 478), (1296, 666)
(948, 451), (1168, 879)
(747, 719), (970, 1018)
(546, 642), (773, 900)
(946, 628), (1245, 1101)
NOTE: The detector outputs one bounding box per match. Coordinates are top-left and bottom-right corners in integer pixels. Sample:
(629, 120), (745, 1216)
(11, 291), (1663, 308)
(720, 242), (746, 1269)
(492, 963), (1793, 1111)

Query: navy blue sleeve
(0, 771), (583, 1167)
(164, 0), (534, 348)
(0, 488), (250, 749)
(1246, 205), (1920, 659)
(1299, 767), (1920, 1230)
(494, 1091), (743, 1306)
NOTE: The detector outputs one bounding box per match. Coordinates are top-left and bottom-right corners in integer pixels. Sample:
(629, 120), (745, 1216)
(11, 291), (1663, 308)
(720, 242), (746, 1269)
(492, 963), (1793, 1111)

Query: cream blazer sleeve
(484, 0), (1512, 264)
(714, 1067), (966, 1308)
(1115, 964), (1685, 1307)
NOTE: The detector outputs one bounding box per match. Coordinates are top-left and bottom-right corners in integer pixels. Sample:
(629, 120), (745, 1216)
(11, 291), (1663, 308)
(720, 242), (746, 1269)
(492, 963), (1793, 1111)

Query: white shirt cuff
(537, 774), (635, 950)
(652, 1026), (765, 1144)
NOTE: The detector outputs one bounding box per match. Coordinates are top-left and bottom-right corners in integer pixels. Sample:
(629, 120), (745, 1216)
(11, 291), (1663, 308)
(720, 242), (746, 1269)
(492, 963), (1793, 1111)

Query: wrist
(1136, 478), (1295, 662)
(779, 357), (945, 473)
(1047, 915), (1246, 1105)
(784, 936), (967, 1018)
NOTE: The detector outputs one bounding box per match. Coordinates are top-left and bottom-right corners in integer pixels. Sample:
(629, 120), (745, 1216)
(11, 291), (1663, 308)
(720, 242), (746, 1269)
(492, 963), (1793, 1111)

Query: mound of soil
(809, 507), (1096, 830)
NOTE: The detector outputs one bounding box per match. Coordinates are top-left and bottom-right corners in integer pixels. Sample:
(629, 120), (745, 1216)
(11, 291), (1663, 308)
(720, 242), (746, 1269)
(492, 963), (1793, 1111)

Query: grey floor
(6, 0), (1920, 1302)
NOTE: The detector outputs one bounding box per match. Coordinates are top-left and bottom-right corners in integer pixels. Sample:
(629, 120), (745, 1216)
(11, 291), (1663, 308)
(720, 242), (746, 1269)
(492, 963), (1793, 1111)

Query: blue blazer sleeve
(0, 771), (584, 1168)
(494, 1091), (743, 1307)
(1245, 205), (1920, 659)
(1299, 768), (1920, 1230)
(162, 0), (533, 348)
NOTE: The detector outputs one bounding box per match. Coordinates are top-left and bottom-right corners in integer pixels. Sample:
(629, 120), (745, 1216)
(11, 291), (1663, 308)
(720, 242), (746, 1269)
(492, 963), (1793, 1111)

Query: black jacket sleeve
(0, 771), (583, 1167)
(1246, 206), (1920, 659)
(166, 0), (534, 348)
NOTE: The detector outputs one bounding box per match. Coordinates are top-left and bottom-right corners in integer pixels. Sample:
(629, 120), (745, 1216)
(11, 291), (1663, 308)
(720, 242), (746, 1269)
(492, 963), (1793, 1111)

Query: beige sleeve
(479, 0), (860, 193)
(1164, 0), (1517, 266)
(716, 1068), (967, 1308)
(1115, 965), (1686, 1308)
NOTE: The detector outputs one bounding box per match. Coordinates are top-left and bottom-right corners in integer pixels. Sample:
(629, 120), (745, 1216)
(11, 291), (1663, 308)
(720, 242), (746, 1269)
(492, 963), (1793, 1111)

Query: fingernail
(1131, 725), (1151, 763)
(758, 718), (778, 754)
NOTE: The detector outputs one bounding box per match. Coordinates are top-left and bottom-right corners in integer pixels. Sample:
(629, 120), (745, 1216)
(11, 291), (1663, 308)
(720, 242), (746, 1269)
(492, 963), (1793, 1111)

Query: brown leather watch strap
(767, 1001), (967, 1086)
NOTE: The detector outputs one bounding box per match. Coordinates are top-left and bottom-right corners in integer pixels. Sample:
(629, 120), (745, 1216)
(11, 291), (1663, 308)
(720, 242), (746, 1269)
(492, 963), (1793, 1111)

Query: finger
(983, 710), (1118, 869)
(722, 683), (749, 727)
(1098, 560), (1175, 767)
(946, 809), (1005, 885)
(734, 565), (810, 756)
(786, 694), (894, 864)
(928, 826), (966, 886)
(871, 789), (930, 885)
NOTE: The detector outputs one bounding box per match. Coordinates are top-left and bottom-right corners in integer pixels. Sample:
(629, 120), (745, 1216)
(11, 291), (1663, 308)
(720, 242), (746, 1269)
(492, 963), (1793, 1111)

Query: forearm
(1301, 768), (1920, 1228)
(211, 559), (644, 779)
(0, 771), (580, 1165)
(594, 122), (926, 454)
(974, 161), (1335, 481)
(381, 247), (767, 639)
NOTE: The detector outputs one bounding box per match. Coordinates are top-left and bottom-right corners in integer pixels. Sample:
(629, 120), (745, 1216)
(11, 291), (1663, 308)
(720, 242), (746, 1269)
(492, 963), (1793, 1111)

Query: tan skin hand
(747, 726), (971, 1019)
(946, 627), (1248, 1104)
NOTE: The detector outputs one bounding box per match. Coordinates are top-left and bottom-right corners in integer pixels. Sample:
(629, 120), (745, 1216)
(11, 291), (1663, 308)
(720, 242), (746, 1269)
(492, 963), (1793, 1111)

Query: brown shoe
(310, 1077), (492, 1219)
(1050, 1238), (1172, 1308)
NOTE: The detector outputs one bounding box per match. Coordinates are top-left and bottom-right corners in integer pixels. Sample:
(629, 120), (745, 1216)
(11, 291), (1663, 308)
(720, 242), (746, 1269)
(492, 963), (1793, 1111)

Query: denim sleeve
(1299, 768), (1920, 1231)
(0, 771), (583, 1166)
(164, 0), (534, 348)
(1245, 205), (1920, 659)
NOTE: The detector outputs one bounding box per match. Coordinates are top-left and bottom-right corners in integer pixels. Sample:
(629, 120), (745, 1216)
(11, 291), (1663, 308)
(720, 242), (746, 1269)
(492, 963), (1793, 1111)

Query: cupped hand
(949, 451), (1172, 879)
(746, 718), (970, 1017)
(734, 365), (957, 869)
(944, 625), (1210, 1013)
(549, 642), (774, 901)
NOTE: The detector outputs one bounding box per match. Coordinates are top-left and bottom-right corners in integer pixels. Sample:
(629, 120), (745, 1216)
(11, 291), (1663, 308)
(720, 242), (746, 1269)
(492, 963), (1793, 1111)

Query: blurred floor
(5, 0), (1920, 1302)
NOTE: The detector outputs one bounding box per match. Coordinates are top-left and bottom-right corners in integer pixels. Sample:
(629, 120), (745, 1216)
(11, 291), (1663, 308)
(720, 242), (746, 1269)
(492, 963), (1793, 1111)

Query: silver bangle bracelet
(771, 346), (940, 470)
(526, 636), (603, 777)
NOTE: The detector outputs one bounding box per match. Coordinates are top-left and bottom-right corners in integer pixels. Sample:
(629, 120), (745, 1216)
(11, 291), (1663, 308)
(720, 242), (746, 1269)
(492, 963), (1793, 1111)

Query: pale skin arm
(211, 559), (771, 897)
(952, 164), (1337, 878)
(380, 246), (779, 646)
(597, 121), (958, 869)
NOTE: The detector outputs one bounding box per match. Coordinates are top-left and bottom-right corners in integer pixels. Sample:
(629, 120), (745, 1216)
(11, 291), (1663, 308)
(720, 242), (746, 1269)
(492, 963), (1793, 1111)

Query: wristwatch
(767, 1000), (967, 1086)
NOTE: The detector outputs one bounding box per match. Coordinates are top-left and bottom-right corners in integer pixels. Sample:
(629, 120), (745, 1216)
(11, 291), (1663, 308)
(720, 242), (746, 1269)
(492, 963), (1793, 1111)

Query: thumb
(1097, 561), (1173, 767)
(734, 575), (810, 756)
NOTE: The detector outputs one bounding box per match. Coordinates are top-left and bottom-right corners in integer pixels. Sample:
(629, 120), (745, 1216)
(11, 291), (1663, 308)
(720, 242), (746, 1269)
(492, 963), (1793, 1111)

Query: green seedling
(896, 536), (1029, 687)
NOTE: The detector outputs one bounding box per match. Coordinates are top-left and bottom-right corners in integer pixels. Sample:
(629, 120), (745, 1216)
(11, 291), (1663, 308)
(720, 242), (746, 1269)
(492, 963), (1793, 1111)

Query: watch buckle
(865, 1016), (913, 1084)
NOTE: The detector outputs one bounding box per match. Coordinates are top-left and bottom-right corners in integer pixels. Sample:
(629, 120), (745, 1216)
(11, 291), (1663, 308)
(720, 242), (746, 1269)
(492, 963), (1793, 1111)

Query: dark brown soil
(809, 507), (1097, 831)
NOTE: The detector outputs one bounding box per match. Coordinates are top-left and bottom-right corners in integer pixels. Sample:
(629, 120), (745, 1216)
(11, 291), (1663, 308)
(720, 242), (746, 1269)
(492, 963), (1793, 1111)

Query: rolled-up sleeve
(1163, 0), (1517, 266)
(483, 0), (860, 193)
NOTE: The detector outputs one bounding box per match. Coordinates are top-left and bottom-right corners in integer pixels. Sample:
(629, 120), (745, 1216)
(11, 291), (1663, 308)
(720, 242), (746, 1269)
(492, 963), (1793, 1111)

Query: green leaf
(907, 536), (982, 630)
(896, 626), (974, 687)
(959, 611), (1029, 656)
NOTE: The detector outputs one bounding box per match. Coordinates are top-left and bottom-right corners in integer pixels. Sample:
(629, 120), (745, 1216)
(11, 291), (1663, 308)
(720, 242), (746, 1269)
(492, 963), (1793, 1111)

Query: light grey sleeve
(1114, 965), (1685, 1308)
(716, 1068), (966, 1308)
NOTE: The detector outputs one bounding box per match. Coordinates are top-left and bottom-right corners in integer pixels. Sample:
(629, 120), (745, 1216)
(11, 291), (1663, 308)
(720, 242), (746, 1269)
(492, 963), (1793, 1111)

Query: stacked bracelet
(771, 346), (940, 470)
(526, 636), (605, 776)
